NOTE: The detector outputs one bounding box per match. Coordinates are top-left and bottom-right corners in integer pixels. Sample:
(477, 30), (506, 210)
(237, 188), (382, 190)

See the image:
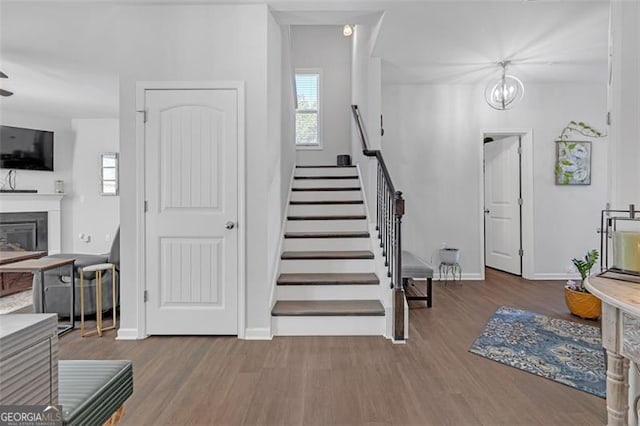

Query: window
(101, 152), (119, 195)
(295, 71), (321, 148)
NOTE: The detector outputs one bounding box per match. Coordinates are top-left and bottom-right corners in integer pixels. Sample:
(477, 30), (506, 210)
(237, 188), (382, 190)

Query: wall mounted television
(0, 125), (54, 171)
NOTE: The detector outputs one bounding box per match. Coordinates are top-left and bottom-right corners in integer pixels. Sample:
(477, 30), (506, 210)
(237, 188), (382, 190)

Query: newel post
(393, 191), (405, 341)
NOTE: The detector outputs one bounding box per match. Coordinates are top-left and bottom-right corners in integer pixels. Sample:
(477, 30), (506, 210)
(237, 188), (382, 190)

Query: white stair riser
(290, 191), (362, 202)
(279, 259), (374, 273)
(272, 315), (385, 336)
(288, 204), (365, 216)
(283, 237), (370, 251)
(276, 285), (381, 300)
(295, 167), (357, 177)
(286, 219), (367, 232)
(293, 179), (359, 189)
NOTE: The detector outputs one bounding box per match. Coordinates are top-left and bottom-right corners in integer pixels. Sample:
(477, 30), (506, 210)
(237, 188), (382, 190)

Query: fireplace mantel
(0, 193), (64, 254)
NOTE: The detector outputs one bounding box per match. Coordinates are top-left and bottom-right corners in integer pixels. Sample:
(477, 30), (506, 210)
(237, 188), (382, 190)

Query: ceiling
(0, 1), (610, 122)
(373, 1), (610, 84)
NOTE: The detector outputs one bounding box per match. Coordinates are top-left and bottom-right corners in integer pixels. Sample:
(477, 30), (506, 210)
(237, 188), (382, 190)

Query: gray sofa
(33, 229), (119, 318)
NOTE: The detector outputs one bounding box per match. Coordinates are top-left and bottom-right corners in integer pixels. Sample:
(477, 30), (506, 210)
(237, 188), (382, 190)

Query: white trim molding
(244, 328), (273, 340)
(133, 80), (247, 339)
(479, 128), (535, 280)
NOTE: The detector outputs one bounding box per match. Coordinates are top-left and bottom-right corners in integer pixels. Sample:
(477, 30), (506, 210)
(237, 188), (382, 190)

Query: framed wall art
(555, 141), (591, 185)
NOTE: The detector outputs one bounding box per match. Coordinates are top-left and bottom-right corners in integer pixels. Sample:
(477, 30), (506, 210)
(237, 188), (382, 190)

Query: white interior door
(144, 88), (238, 335)
(484, 135), (522, 275)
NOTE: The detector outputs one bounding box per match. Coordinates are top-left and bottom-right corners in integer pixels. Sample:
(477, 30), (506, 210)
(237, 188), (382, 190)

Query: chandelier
(484, 61), (524, 110)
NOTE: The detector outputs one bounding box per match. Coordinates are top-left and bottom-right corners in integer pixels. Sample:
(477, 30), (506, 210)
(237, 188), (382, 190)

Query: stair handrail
(351, 104), (405, 341)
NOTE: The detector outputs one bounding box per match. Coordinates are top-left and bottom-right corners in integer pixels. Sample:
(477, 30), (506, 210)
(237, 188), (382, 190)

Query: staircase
(271, 165), (387, 336)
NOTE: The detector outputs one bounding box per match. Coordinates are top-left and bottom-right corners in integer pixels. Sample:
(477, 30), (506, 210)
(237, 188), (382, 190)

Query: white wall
(382, 83), (608, 278)
(351, 24), (382, 220)
(266, 13), (284, 319)
(70, 119), (119, 253)
(609, 1), (640, 208)
(292, 25), (351, 166)
(281, 25), (296, 203)
(0, 111), (74, 251)
(117, 4), (274, 338)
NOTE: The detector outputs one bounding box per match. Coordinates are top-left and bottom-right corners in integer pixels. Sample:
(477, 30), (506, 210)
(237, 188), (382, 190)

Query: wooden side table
(585, 274), (640, 425)
(0, 251), (46, 297)
(80, 263), (117, 337)
(0, 257), (75, 335)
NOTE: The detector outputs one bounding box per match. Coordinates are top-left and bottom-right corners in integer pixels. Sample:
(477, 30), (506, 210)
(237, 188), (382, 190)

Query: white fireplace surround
(0, 194), (63, 254)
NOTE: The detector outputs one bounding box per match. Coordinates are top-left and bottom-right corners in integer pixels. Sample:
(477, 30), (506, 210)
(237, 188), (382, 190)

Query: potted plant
(564, 249), (601, 319)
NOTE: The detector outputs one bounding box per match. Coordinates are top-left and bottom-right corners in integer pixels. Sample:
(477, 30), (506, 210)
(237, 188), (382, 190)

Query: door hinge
(518, 198), (523, 205)
(144, 290), (148, 302)
(137, 109), (148, 123)
(518, 249), (524, 256)
(517, 146), (523, 156)
(607, 111), (611, 126)
(144, 200), (149, 212)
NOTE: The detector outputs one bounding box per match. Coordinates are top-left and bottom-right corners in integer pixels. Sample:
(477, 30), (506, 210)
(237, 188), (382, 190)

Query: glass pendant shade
(484, 62), (524, 110)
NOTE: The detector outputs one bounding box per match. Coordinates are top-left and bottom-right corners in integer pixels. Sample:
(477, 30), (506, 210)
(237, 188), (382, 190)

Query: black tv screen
(0, 125), (54, 171)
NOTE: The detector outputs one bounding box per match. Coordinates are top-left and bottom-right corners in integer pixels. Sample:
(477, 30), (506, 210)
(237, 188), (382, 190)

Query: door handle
(484, 209), (490, 214)
(225, 221), (235, 230)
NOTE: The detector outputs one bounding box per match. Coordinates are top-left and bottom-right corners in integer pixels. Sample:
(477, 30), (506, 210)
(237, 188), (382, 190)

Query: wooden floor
(56, 268), (606, 425)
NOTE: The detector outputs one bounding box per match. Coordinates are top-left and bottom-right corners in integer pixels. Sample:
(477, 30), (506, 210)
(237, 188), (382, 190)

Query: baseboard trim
(431, 272), (483, 281)
(244, 327), (273, 340)
(530, 273), (580, 281)
(116, 328), (145, 340)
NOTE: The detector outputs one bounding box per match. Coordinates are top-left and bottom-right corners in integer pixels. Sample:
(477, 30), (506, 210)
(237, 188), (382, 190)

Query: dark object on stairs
(402, 250), (433, 308)
(337, 155), (352, 166)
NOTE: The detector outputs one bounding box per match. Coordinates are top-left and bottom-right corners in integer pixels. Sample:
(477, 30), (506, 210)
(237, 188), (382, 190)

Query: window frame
(294, 68), (322, 150)
(100, 152), (119, 196)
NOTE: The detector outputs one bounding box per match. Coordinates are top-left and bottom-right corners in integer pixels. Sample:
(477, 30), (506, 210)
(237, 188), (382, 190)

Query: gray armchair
(33, 228), (120, 318)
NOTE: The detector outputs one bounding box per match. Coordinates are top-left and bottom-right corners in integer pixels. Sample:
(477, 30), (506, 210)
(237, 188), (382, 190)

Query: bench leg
(427, 278), (432, 308)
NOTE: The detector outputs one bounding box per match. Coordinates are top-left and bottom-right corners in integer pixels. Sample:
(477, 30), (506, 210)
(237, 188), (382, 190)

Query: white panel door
(145, 88), (238, 335)
(484, 136), (522, 275)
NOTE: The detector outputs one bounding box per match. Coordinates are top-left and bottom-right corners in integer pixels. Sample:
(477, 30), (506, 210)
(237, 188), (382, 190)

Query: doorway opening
(481, 129), (534, 280)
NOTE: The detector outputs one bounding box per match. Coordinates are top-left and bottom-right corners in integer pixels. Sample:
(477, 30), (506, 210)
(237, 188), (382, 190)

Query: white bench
(401, 250), (433, 307)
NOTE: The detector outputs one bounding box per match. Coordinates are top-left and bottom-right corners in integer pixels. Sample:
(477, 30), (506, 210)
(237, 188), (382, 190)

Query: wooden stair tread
(290, 200), (364, 205)
(277, 273), (379, 286)
(271, 300), (385, 316)
(287, 215), (366, 221)
(294, 176), (358, 180)
(281, 250), (374, 260)
(296, 165), (356, 168)
(284, 231), (370, 239)
(292, 187), (361, 192)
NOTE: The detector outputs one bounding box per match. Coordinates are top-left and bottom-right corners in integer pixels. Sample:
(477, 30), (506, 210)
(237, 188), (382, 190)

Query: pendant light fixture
(484, 61), (524, 110)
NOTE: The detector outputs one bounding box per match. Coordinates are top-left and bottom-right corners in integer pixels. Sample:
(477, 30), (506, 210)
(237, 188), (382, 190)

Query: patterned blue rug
(469, 306), (605, 398)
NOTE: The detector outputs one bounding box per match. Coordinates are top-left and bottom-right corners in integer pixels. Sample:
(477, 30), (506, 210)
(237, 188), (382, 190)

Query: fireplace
(0, 212), (48, 252)
(0, 212), (49, 297)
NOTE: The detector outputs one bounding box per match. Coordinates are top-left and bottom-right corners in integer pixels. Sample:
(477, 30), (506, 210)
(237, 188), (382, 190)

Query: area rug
(0, 289), (33, 314)
(469, 305), (605, 398)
